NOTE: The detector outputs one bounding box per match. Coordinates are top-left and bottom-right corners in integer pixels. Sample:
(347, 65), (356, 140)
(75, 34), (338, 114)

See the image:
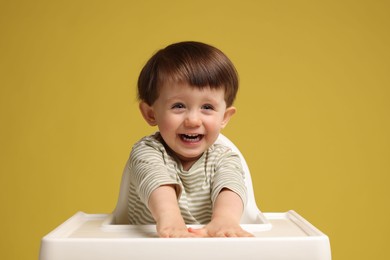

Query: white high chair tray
(39, 210), (331, 260)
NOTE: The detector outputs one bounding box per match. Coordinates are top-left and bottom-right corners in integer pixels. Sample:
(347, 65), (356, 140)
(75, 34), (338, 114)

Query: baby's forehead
(152, 77), (232, 107)
(157, 82), (226, 104)
(158, 79), (225, 93)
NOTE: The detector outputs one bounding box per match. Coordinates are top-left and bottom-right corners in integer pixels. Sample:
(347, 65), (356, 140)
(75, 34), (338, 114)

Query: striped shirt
(127, 132), (247, 224)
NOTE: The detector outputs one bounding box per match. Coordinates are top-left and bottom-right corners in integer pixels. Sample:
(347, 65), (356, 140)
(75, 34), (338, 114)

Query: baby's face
(150, 82), (235, 169)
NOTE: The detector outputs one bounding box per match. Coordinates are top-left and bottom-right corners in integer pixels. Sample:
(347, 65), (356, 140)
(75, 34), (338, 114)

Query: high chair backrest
(113, 134), (260, 224)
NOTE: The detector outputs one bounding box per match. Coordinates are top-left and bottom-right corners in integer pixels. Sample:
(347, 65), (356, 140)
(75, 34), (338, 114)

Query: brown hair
(137, 41), (239, 107)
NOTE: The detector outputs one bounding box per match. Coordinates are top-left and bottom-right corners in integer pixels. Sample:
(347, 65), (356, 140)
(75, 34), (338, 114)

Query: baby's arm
(189, 188), (253, 237)
(148, 184), (194, 238)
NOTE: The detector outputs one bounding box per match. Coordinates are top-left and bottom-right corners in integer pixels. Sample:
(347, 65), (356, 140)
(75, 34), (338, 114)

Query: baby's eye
(202, 104), (215, 110)
(171, 103), (185, 109)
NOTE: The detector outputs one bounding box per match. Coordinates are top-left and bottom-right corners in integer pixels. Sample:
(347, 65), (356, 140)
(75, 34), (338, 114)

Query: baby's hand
(157, 224), (195, 238)
(188, 217), (253, 238)
(156, 214), (195, 238)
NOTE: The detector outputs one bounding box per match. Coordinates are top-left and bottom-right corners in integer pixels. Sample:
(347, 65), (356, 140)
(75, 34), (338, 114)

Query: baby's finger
(236, 229), (254, 237)
(187, 227), (209, 237)
(225, 231), (237, 237)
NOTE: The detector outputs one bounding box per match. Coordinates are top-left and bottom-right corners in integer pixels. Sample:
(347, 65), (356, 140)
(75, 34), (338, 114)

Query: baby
(128, 41), (252, 238)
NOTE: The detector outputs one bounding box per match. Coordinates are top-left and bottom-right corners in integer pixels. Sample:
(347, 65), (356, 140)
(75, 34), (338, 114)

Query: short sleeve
(211, 148), (247, 207)
(129, 139), (181, 207)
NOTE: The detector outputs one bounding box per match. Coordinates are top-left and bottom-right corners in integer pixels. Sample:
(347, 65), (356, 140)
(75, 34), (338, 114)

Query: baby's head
(137, 41), (239, 107)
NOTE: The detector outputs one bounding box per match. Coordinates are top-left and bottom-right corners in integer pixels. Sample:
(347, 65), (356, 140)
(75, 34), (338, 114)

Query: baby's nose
(184, 112), (202, 127)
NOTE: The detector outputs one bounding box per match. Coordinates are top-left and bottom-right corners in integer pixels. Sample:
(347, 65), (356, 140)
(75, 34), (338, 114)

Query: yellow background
(1, 0), (389, 259)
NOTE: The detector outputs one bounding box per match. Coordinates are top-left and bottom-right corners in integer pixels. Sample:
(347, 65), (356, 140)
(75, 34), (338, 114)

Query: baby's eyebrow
(201, 96), (221, 104)
(165, 95), (183, 103)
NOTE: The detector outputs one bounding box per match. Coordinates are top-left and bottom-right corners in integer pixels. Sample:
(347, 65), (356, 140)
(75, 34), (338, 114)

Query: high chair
(39, 134), (331, 260)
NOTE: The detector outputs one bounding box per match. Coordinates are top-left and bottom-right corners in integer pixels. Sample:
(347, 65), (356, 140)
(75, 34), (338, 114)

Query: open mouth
(179, 134), (204, 142)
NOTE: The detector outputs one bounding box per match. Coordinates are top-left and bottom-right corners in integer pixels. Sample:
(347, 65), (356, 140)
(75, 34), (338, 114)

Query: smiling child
(127, 41), (252, 238)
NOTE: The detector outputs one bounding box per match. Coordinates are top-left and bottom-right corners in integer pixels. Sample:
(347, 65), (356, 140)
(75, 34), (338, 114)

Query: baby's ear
(139, 102), (157, 126)
(221, 106), (236, 129)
